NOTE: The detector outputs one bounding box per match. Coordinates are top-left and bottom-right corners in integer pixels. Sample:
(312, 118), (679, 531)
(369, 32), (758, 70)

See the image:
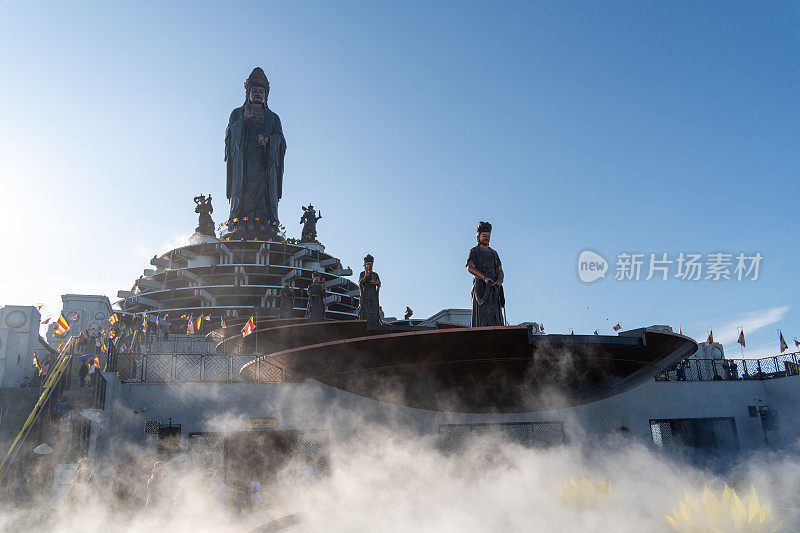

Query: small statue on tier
(279, 281), (294, 318)
(300, 204), (323, 242)
(194, 194), (215, 236)
(306, 273), (326, 323)
(358, 254), (382, 327)
(466, 221), (505, 327)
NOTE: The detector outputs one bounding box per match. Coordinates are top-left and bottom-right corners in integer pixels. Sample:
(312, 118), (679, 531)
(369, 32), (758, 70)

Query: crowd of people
(57, 454), (318, 521)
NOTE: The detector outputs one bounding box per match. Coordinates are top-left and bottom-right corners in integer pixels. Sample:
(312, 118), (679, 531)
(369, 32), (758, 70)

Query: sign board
(247, 418), (277, 429)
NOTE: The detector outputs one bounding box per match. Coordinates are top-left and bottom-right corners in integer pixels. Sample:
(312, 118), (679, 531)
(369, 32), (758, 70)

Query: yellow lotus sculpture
(558, 477), (614, 508)
(666, 484), (783, 532)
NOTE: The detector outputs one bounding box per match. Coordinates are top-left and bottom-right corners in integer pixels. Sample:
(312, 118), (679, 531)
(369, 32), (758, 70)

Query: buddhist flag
(101, 342), (107, 353)
(39, 358), (50, 377)
(242, 316), (255, 338)
(108, 314), (119, 325)
(780, 331), (788, 353)
(58, 337), (73, 355)
(204, 315), (211, 321)
(679, 328), (683, 336)
(706, 329), (714, 346)
(593, 330), (598, 335)
(737, 330), (745, 348)
(220, 317), (227, 329)
(32, 354), (39, 368)
(70, 312), (80, 322)
(186, 315), (197, 335)
(613, 323), (621, 332)
(141, 313), (147, 333)
(35, 304), (43, 310)
(156, 315), (160, 327)
(794, 337), (799, 348)
(53, 315), (70, 335)
(92, 356), (100, 368)
(41, 317), (51, 325)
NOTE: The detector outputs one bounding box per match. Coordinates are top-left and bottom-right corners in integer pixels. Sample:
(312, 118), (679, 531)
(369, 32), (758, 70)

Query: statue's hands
(484, 278), (494, 286)
(494, 279), (503, 287)
(257, 134), (269, 147)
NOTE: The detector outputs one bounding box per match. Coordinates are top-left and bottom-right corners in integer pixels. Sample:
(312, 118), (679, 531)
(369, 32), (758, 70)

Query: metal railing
(114, 352), (286, 383)
(94, 372), (107, 409)
(656, 351), (800, 382)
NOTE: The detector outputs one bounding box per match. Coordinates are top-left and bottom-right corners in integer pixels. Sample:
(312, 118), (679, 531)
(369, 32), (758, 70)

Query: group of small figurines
(195, 192), (504, 327)
(286, 220), (504, 328)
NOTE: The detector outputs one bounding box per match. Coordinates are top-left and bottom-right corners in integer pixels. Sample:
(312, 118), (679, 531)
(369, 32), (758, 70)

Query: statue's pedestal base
(188, 231), (220, 245)
(223, 223), (281, 242)
(299, 241), (325, 253)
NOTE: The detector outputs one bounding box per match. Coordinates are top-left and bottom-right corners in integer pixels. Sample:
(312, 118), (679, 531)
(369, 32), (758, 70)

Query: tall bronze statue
(306, 273), (326, 323)
(358, 254), (381, 327)
(300, 204), (322, 242)
(225, 67), (287, 233)
(466, 221), (505, 327)
(279, 281), (294, 318)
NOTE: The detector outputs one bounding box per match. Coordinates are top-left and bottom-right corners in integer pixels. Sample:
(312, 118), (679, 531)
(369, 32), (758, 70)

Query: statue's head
(477, 221), (492, 245)
(364, 254), (374, 271)
(245, 67), (270, 105)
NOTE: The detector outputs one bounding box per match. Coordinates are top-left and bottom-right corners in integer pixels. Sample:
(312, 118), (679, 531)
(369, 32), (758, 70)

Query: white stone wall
(0, 305), (47, 387)
(46, 294), (112, 346)
(94, 372), (800, 466)
(425, 308), (471, 326)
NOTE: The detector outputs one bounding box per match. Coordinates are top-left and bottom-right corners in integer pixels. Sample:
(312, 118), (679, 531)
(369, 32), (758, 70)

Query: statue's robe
(358, 271), (381, 327)
(279, 286), (294, 319)
(306, 282), (326, 323)
(467, 246), (504, 327)
(300, 212), (318, 242)
(225, 104), (286, 224)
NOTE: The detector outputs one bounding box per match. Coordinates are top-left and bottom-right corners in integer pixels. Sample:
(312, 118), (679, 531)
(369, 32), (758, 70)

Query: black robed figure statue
(466, 221), (505, 327)
(358, 254), (382, 327)
(279, 282), (294, 319)
(306, 273), (326, 323)
(225, 67), (287, 232)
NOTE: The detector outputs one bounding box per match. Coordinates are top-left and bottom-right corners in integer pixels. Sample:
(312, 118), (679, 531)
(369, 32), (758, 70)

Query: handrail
(0, 349), (73, 484)
(657, 351), (800, 382)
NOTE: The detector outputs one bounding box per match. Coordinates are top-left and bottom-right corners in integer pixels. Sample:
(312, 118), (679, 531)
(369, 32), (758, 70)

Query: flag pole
(738, 326), (744, 357)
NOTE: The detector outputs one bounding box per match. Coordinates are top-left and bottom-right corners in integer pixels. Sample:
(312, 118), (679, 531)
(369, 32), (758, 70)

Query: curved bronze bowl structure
(224, 322), (697, 413)
(225, 320), (464, 358)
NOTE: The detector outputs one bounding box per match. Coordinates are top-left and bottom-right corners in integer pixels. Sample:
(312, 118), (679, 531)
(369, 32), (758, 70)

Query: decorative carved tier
(113, 240), (357, 322)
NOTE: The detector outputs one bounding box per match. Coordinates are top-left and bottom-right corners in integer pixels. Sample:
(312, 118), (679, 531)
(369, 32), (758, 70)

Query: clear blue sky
(1, 2), (798, 358)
